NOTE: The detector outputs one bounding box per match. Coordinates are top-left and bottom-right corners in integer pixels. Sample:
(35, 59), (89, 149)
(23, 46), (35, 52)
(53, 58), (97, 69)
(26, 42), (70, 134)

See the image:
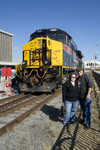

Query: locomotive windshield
(30, 28), (68, 43)
(30, 28), (77, 51)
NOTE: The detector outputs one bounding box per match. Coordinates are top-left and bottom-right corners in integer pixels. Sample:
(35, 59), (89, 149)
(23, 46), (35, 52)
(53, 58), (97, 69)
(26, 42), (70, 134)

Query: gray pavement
(0, 81), (13, 99)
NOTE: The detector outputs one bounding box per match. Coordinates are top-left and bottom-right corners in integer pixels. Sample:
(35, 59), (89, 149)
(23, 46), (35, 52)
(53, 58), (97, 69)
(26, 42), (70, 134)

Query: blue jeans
(63, 100), (78, 124)
(79, 94), (92, 127)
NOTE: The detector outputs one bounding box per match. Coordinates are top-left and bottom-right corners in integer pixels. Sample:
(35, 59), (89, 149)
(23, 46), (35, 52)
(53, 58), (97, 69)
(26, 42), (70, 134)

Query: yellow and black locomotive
(16, 28), (83, 92)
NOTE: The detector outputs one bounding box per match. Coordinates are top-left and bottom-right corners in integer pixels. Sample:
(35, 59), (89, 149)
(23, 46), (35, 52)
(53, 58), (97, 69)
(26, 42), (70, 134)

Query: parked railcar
(15, 28), (83, 92)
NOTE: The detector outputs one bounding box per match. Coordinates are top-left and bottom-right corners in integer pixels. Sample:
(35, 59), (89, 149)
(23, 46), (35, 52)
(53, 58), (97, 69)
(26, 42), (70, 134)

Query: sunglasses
(71, 76), (76, 78)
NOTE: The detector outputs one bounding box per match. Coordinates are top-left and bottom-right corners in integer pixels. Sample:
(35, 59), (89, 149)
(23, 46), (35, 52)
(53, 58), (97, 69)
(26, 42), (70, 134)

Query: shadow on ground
(51, 112), (81, 150)
(41, 104), (62, 122)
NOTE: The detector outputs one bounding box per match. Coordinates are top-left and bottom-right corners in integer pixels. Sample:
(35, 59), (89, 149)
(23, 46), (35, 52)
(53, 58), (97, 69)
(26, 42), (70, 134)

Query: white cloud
(13, 46), (19, 50)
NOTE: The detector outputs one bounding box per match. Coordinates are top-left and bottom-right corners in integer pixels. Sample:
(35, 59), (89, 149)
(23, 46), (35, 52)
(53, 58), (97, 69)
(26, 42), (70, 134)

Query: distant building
(0, 29), (16, 71)
(84, 60), (100, 70)
(0, 29), (13, 62)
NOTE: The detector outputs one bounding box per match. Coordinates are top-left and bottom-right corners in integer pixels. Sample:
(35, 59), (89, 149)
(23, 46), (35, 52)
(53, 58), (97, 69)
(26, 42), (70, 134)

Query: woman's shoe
(79, 119), (85, 125)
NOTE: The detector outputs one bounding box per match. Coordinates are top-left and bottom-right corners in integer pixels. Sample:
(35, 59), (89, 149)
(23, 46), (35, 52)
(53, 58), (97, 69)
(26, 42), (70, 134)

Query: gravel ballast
(0, 88), (99, 150)
(0, 94), (63, 150)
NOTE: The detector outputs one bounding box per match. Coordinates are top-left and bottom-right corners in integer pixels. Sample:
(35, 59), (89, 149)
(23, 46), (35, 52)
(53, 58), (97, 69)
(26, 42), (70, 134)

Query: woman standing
(63, 73), (78, 125)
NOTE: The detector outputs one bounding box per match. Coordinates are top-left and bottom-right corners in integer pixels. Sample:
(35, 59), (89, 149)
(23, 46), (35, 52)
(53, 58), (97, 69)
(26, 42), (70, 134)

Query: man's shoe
(63, 122), (68, 126)
(84, 125), (90, 130)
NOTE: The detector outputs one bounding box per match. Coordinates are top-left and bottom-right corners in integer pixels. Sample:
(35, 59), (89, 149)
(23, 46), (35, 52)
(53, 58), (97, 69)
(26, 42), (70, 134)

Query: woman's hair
(69, 72), (77, 81)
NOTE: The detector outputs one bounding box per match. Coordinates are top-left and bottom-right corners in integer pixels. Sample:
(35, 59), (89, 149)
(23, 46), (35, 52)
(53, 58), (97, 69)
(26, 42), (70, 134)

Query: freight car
(15, 28), (83, 92)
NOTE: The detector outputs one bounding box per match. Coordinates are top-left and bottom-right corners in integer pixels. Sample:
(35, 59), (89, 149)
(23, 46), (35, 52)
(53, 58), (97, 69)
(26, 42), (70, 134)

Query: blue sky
(0, 0), (100, 63)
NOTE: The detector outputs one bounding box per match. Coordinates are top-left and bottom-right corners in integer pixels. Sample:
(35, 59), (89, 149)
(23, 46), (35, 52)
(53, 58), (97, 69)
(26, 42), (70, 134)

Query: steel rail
(0, 93), (31, 112)
(0, 93), (25, 104)
(0, 94), (46, 116)
(0, 88), (61, 137)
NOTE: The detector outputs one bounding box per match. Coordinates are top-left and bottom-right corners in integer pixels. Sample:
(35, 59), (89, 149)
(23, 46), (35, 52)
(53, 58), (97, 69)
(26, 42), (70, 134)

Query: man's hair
(77, 68), (84, 73)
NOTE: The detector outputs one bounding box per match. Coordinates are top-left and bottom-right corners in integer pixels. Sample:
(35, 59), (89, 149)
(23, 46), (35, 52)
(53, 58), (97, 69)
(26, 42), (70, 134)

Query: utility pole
(94, 44), (98, 70)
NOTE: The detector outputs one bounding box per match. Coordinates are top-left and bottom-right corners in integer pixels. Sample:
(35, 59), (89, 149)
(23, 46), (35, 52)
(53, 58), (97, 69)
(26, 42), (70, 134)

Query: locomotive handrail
(15, 50), (23, 77)
(57, 66), (61, 78)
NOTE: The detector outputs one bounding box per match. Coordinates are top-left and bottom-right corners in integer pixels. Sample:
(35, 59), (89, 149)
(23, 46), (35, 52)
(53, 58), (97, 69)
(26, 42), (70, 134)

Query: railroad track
(0, 88), (61, 137)
(92, 71), (100, 90)
(0, 93), (26, 104)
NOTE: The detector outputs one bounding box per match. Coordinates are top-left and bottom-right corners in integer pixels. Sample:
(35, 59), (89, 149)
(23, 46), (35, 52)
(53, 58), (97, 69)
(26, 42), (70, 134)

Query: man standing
(77, 69), (92, 129)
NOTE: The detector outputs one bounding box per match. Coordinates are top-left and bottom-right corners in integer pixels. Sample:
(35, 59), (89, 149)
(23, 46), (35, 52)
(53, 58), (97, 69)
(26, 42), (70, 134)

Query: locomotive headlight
(23, 62), (25, 65)
(22, 60), (27, 66)
(44, 60), (49, 65)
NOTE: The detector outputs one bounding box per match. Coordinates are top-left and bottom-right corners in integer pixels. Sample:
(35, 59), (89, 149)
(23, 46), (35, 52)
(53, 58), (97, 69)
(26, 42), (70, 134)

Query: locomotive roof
(30, 28), (79, 53)
(30, 28), (72, 40)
